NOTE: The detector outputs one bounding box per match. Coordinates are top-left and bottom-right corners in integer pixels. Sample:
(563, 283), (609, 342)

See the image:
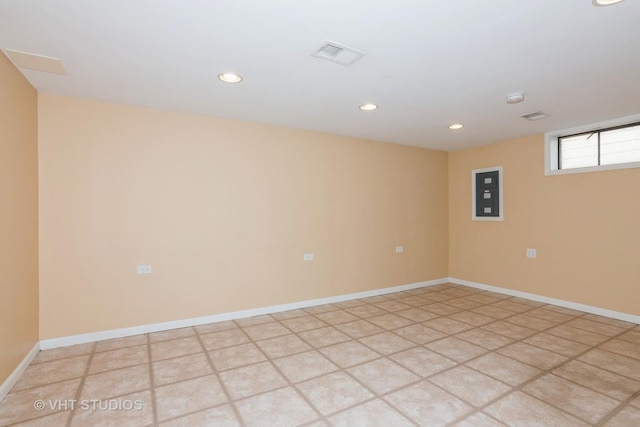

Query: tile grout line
(65, 341), (97, 427)
(335, 286), (636, 425)
(235, 317), (328, 426)
(193, 324), (246, 427)
(266, 318), (419, 426)
(436, 306), (637, 425)
(145, 333), (159, 426)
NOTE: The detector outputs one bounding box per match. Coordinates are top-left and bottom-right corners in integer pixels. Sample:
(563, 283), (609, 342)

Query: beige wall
(0, 55), (39, 383)
(38, 94), (449, 339)
(449, 134), (640, 316)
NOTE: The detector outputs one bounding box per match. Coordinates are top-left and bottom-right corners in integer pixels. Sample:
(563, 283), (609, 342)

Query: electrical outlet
(303, 253), (314, 261)
(526, 249), (537, 258)
(136, 264), (152, 274)
(395, 246), (404, 253)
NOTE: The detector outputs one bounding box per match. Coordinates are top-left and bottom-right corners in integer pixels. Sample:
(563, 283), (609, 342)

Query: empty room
(1, 1), (639, 426)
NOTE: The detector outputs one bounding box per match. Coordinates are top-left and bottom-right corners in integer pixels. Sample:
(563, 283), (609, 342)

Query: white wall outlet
(526, 249), (537, 258)
(303, 253), (314, 261)
(136, 264), (152, 274)
(395, 246), (404, 253)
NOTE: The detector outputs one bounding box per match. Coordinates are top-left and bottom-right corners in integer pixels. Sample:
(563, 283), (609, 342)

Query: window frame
(545, 114), (640, 176)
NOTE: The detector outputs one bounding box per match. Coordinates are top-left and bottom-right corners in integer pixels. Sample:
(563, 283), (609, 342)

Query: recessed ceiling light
(592, 0), (624, 6)
(359, 103), (378, 111)
(218, 72), (243, 83)
(448, 123), (464, 130)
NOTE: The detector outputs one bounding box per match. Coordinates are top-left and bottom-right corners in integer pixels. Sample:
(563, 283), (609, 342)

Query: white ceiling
(2, 0), (640, 151)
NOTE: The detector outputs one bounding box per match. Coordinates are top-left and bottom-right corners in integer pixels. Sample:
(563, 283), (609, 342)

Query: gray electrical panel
(472, 167), (503, 221)
(475, 171), (500, 217)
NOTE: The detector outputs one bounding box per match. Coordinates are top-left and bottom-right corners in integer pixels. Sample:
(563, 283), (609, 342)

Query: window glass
(559, 133), (598, 169)
(600, 125), (640, 166)
(558, 122), (640, 170)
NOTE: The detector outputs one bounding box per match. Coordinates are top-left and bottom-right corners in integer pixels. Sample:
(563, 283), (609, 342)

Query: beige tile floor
(1, 283), (640, 426)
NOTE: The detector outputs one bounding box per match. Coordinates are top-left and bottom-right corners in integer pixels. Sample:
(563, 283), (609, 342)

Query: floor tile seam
(16, 352), (92, 370)
(547, 326), (640, 386)
(518, 385), (614, 425)
(310, 317), (362, 327)
(236, 328), (326, 426)
(30, 352), (94, 365)
(65, 341), (97, 427)
(563, 321), (635, 338)
(277, 318), (331, 335)
(543, 327), (611, 347)
(322, 373), (420, 426)
(616, 333), (640, 346)
(485, 309), (597, 360)
(201, 339), (253, 353)
(256, 344), (312, 360)
(297, 338), (355, 351)
(581, 313), (639, 329)
(289, 372), (381, 422)
(444, 410), (504, 427)
(148, 332), (198, 345)
(353, 334), (419, 359)
(360, 396), (421, 427)
(233, 319), (330, 424)
(464, 326), (640, 425)
(150, 346), (214, 365)
(596, 341), (640, 362)
(356, 358), (436, 397)
(468, 361), (618, 423)
(7, 374), (89, 395)
(422, 291), (542, 330)
(4, 410), (69, 427)
(232, 316), (275, 329)
(145, 334), (159, 426)
(193, 326), (240, 335)
(153, 401), (236, 426)
(93, 342), (148, 354)
(303, 306), (341, 316)
(593, 388), (640, 427)
(453, 367), (584, 425)
(577, 349), (640, 381)
(150, 348), (208, 364)
(193, 327), (245, 427)
(243, 318), (353, 351)
(378, 376), (475, 424)
(431, 312), (607, 393)
(320, 348), (388, 371)
(271, 310), (315, 322)
(76, 385), (154, 403)
(86, 360), (152, 377)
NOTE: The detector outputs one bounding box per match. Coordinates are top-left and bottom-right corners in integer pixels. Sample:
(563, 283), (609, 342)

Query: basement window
(546, 115), (640, 175)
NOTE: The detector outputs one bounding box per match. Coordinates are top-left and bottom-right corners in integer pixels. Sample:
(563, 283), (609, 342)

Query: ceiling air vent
(521, 111), (549, 121)
(311, 41), (366, 66)
(3, 49), (66, 75)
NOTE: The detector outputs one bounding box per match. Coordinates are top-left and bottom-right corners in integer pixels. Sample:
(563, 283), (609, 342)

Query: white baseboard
(0, 342), (40, 402)
(449, 277), (640, 325)
(40, 278), (448, 350)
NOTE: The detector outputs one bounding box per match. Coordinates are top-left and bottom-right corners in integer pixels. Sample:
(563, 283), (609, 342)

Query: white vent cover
(311, 41), (365, 66)
(3, 49), (66, 75)
(521, 111), (549, 121)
